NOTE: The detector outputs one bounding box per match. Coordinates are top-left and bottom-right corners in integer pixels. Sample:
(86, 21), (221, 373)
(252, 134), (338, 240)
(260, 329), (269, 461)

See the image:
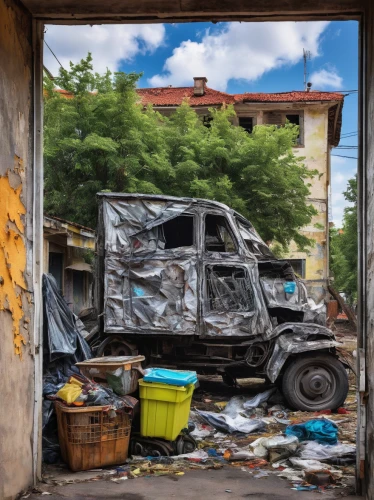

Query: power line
(44, 40), (64, 70)
(331, 154), (358, 159)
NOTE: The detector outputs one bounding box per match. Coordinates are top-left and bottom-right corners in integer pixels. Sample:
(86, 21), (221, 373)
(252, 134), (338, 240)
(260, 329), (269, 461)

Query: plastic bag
(298, 440), (356, 460)
(196, 410), (265, 434)
(290, 458), (333, 471)
(242, 388), (277, 410)
(56, 376), (85, 404)
(285, 419), (338, 445)
(250, 435), (299, 459)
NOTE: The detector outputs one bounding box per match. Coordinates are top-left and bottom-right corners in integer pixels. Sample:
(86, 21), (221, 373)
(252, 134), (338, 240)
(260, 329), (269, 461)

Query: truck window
(133, 215), (194, 251)
(206, 265), (255, 312)
(205, 214), (236, 253)
(161, 215), (194, 249)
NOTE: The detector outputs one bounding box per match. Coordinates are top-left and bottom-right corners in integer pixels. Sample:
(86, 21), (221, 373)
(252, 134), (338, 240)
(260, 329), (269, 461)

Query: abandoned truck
(95, 193), (349, 411)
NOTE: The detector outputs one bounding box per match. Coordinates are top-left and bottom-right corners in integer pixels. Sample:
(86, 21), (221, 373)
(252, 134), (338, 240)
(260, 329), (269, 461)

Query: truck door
(201, 212), (261, 337)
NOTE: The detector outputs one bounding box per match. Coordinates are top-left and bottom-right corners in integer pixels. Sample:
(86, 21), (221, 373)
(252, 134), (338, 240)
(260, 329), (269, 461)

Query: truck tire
(282, 354), (349, 412)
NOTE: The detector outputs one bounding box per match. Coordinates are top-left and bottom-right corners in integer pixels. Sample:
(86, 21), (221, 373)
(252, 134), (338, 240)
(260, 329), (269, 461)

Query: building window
(286, 114), (301, 144)
(49, 252), (64, 292)
(238, 116), (254, 133)
(202, 115), (213, 128)
(264, 111), (304, 146)
(279, 259), (306, 279)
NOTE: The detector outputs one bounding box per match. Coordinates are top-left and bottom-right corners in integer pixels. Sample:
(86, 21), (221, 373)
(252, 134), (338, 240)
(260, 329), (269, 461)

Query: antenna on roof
(303, 48), (312, 91)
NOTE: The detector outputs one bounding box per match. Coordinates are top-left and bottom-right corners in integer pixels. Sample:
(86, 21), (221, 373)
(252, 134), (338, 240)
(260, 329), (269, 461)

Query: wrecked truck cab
(95, 193), (349, 411)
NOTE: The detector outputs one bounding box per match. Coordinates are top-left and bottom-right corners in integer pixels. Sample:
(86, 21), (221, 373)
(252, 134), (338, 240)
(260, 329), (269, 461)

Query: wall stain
(0, 172), (27, 357)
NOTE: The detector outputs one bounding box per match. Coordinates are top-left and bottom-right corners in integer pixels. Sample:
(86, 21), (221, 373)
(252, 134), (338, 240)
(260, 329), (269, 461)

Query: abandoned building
(138, 79), (344, 302)
(43, 216), (95, 315)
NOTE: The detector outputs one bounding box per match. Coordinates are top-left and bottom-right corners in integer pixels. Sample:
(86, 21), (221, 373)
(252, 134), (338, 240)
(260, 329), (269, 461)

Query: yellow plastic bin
(139, 379), (194, 441)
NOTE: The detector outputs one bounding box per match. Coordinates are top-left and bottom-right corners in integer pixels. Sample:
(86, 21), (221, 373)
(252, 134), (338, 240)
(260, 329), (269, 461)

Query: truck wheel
(96, 336), (135, 357)
(282, 354), (349, 412)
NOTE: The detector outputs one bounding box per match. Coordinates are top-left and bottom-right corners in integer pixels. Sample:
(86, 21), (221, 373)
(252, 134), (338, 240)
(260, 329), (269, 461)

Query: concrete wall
(0, 0), (35, 498)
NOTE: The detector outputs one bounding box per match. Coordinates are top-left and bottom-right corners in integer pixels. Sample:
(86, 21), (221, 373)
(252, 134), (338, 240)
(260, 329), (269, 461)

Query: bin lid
(143, 368), (197, 386)
(76, 355), (145, 367)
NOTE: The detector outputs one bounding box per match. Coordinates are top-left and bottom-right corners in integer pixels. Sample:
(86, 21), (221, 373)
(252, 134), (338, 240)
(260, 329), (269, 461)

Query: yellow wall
(286, 106), (330, 301)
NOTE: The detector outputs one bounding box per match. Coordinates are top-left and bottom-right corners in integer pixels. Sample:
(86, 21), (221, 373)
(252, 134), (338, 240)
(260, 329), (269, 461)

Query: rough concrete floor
(29, 467), (360, 500)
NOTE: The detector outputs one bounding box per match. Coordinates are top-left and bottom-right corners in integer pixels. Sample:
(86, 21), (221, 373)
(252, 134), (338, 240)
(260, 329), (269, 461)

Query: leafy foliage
(44, 54), (317, 249)
(329, 175), (357, 303)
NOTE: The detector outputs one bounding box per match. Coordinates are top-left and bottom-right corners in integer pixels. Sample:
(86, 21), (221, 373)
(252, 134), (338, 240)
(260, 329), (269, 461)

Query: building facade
(43, 216), (95, 316)
(137, 79), (344, 302)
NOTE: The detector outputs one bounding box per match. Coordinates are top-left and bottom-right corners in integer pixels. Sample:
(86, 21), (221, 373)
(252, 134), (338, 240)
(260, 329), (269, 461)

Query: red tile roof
(137, 86), (236, 106)
(234, 91), (344, 103)
(136, 87), (343, 107)
(55, 88), (74, 99)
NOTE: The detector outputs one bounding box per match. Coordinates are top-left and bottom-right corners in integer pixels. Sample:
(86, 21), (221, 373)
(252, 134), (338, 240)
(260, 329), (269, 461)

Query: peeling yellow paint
(0, 173), (27, 357)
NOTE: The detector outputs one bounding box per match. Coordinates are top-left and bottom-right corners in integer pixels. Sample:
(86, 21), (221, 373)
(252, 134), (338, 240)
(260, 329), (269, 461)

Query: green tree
(329, 175), (358, 303)
(44, 54), (317, 250)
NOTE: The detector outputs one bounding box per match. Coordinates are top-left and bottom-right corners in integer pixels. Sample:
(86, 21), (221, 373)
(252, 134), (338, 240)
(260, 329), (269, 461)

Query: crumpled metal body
(97, 194), (332, 354)
(98, 194), (273, 337)
(265, 323), (341, 382)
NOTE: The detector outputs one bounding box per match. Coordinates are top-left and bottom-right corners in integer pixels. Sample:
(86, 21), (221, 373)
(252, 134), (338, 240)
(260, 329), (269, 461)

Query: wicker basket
(55, 401), (131, 471)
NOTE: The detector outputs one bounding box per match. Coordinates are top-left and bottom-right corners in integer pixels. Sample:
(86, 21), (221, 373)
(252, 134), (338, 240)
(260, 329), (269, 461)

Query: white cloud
(44, 24), (166, 76)
(148, 21), (329, 90)
(310, 68), (343, 89)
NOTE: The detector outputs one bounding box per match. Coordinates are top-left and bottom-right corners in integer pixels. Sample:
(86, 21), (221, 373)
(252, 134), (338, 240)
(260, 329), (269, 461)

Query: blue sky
(44, 21), (358, 226)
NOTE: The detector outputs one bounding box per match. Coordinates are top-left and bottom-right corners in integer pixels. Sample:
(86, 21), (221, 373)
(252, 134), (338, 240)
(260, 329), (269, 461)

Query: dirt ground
(29, 322), (358, 500)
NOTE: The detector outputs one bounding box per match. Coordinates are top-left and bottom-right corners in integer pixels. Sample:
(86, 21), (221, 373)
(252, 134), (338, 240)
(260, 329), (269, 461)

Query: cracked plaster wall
(0, 0), (34, 498)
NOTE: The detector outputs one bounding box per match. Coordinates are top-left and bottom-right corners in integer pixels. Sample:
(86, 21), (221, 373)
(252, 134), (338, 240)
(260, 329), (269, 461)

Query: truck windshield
(235, 218), (274, 259)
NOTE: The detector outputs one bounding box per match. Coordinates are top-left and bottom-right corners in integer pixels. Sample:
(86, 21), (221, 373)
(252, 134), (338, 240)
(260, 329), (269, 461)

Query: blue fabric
(144, 368), (198, 386)
(285, 419), (338, 445)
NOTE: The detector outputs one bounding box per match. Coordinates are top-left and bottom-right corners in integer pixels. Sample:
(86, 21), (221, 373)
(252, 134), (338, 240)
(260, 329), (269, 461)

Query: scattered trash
(285, 419), (338, 445)
(250, 435), (299, 462)
(297, 441), (356, 461)
(197, 410), (265, 434)
(223, 448), (255, 461)
(242, 388), (277, 409)
(253, 470), (269, 479)
(291, 485), (318, 491)
(304, 470), (336, 486)
(338, 407), (350, 414)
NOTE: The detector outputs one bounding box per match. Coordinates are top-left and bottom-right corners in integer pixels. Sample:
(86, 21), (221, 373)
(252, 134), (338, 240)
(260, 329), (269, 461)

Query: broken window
(206, 265), (255, 312)
(205, 214), (236, 253)
(263, 111), (304, 145)
(286, 114), (301, 144)
(132, 214), (194, 251)
(278, 258), (306, 279)
(236, 218), (274, 259)
(161, 215), (194, 249)
(49, 252), (64, 293)
(238, 116), (254, 133)
(202, 115), (213, 128)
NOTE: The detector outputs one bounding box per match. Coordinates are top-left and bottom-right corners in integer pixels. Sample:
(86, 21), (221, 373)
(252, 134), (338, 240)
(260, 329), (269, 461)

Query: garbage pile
(42, 273), (356, 494)
(177, 383), (357, 492)
(42, 277), (200, 472)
